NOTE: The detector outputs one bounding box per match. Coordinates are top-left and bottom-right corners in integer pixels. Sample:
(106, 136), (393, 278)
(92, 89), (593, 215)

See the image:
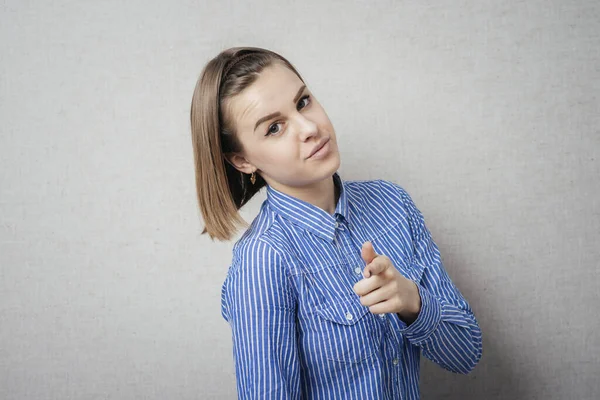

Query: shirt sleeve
(383, 180), (483, 374)
(222, 239), (301, 399)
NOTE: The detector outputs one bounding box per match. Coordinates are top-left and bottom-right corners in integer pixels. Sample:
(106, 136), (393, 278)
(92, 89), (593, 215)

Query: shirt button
(354, 267), (362, 275)
(345, 312), (353, 321)
(335, 222), (339, 228)
(392, 358), (399, 365)
(379, 313), (386, 319)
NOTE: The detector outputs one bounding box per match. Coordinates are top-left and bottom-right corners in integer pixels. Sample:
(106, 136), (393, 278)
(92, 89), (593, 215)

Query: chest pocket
(315, 296), (383, 364)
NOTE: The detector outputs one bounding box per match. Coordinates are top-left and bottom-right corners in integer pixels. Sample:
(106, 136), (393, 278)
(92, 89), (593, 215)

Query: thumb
(361, 241), (377, 265)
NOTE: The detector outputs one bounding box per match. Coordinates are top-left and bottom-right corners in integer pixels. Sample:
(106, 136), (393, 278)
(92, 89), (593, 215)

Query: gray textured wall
(1, 1), (599, 399)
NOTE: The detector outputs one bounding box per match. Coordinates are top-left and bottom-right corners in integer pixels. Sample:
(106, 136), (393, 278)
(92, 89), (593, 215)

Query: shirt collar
(266, 172), (349, 242)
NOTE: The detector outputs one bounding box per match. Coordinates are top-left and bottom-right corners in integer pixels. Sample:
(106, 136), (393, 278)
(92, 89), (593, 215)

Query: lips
(307, 137), (330, 159)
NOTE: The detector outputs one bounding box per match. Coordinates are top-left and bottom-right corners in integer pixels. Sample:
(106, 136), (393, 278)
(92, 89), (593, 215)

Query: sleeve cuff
(398, 284), (442, 344)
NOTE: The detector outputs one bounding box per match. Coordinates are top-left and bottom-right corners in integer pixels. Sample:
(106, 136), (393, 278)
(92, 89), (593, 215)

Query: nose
(294, 113), (318, 141)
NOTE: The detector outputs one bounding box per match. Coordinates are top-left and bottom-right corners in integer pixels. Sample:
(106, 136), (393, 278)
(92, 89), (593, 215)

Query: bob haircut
(190, 47), (305, 241)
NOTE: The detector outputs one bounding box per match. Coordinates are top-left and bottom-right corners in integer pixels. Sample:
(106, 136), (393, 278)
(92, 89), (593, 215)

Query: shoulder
(221, 237), (293, 321)
(228, 202), (290, 277)
(231, 237), (284, 275)
(345, 177), (417, 215)
(343, 177), (411, 204)
(346, 177), (426, 237)
(234, 200), (275, 245)
(221, 204), (295, 321)
(375, 179), (428, 240)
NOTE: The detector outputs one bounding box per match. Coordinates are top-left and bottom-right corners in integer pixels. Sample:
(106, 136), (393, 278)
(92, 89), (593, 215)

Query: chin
(319, 154), (341, 179)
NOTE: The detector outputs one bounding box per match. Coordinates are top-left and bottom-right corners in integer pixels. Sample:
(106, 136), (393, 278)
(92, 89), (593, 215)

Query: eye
(264, 95), (311, 137)
(265, 122), (283, 136)
(297, 95), (311, 111)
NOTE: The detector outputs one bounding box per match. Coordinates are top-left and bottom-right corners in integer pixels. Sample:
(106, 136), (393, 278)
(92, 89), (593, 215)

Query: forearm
(398, 284), (482, 374)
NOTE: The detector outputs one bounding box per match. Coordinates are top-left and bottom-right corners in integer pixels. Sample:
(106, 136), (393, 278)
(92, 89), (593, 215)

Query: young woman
(190, 46), (482, 399)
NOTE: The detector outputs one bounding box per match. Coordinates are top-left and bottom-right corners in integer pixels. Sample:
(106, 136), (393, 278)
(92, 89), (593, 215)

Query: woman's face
(224, 62), (340, 191)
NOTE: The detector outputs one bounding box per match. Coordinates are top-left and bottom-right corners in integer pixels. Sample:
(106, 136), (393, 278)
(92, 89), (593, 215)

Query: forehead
(228, 63), (304, 130)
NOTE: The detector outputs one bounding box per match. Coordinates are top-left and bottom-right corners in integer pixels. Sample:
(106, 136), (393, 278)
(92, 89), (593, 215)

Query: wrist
(397, 281), (422, 325)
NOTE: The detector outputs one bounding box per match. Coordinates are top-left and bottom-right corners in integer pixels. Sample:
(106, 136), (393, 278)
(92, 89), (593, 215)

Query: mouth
(307, 137), (331, 159)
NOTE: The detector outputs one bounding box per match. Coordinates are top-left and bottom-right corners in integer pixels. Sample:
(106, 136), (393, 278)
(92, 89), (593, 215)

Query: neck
(270, 174), (338, 215)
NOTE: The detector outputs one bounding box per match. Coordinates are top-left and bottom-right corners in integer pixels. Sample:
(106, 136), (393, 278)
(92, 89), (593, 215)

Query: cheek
(259, 142), (299, 166)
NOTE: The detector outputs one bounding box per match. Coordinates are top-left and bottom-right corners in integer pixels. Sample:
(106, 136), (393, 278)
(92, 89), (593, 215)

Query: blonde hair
(190, 47), (304, 241)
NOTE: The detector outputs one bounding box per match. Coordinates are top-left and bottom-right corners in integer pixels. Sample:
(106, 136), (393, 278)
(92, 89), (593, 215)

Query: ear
(224, 152), (256, 175)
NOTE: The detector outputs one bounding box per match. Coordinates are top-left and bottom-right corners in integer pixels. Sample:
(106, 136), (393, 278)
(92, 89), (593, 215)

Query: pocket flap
(316, 297), (370, 326)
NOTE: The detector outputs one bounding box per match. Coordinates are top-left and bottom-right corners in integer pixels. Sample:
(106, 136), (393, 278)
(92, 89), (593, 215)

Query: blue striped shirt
(221, 172), (482, 399)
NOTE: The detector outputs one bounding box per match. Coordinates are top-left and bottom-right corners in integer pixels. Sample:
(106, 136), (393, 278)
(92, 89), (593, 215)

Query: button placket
(334, 219), (360, 279)
(336, 220), (366, 280)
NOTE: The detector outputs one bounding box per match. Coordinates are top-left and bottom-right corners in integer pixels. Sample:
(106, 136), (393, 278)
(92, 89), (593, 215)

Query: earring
(250, 172), (256, 185)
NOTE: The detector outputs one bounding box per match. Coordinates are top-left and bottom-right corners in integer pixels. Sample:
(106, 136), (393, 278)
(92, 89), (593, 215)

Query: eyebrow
(253, 85), (307, 132)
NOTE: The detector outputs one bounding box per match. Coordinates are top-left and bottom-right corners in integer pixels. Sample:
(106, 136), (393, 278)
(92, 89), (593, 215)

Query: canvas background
(1, 1), (599, 398)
